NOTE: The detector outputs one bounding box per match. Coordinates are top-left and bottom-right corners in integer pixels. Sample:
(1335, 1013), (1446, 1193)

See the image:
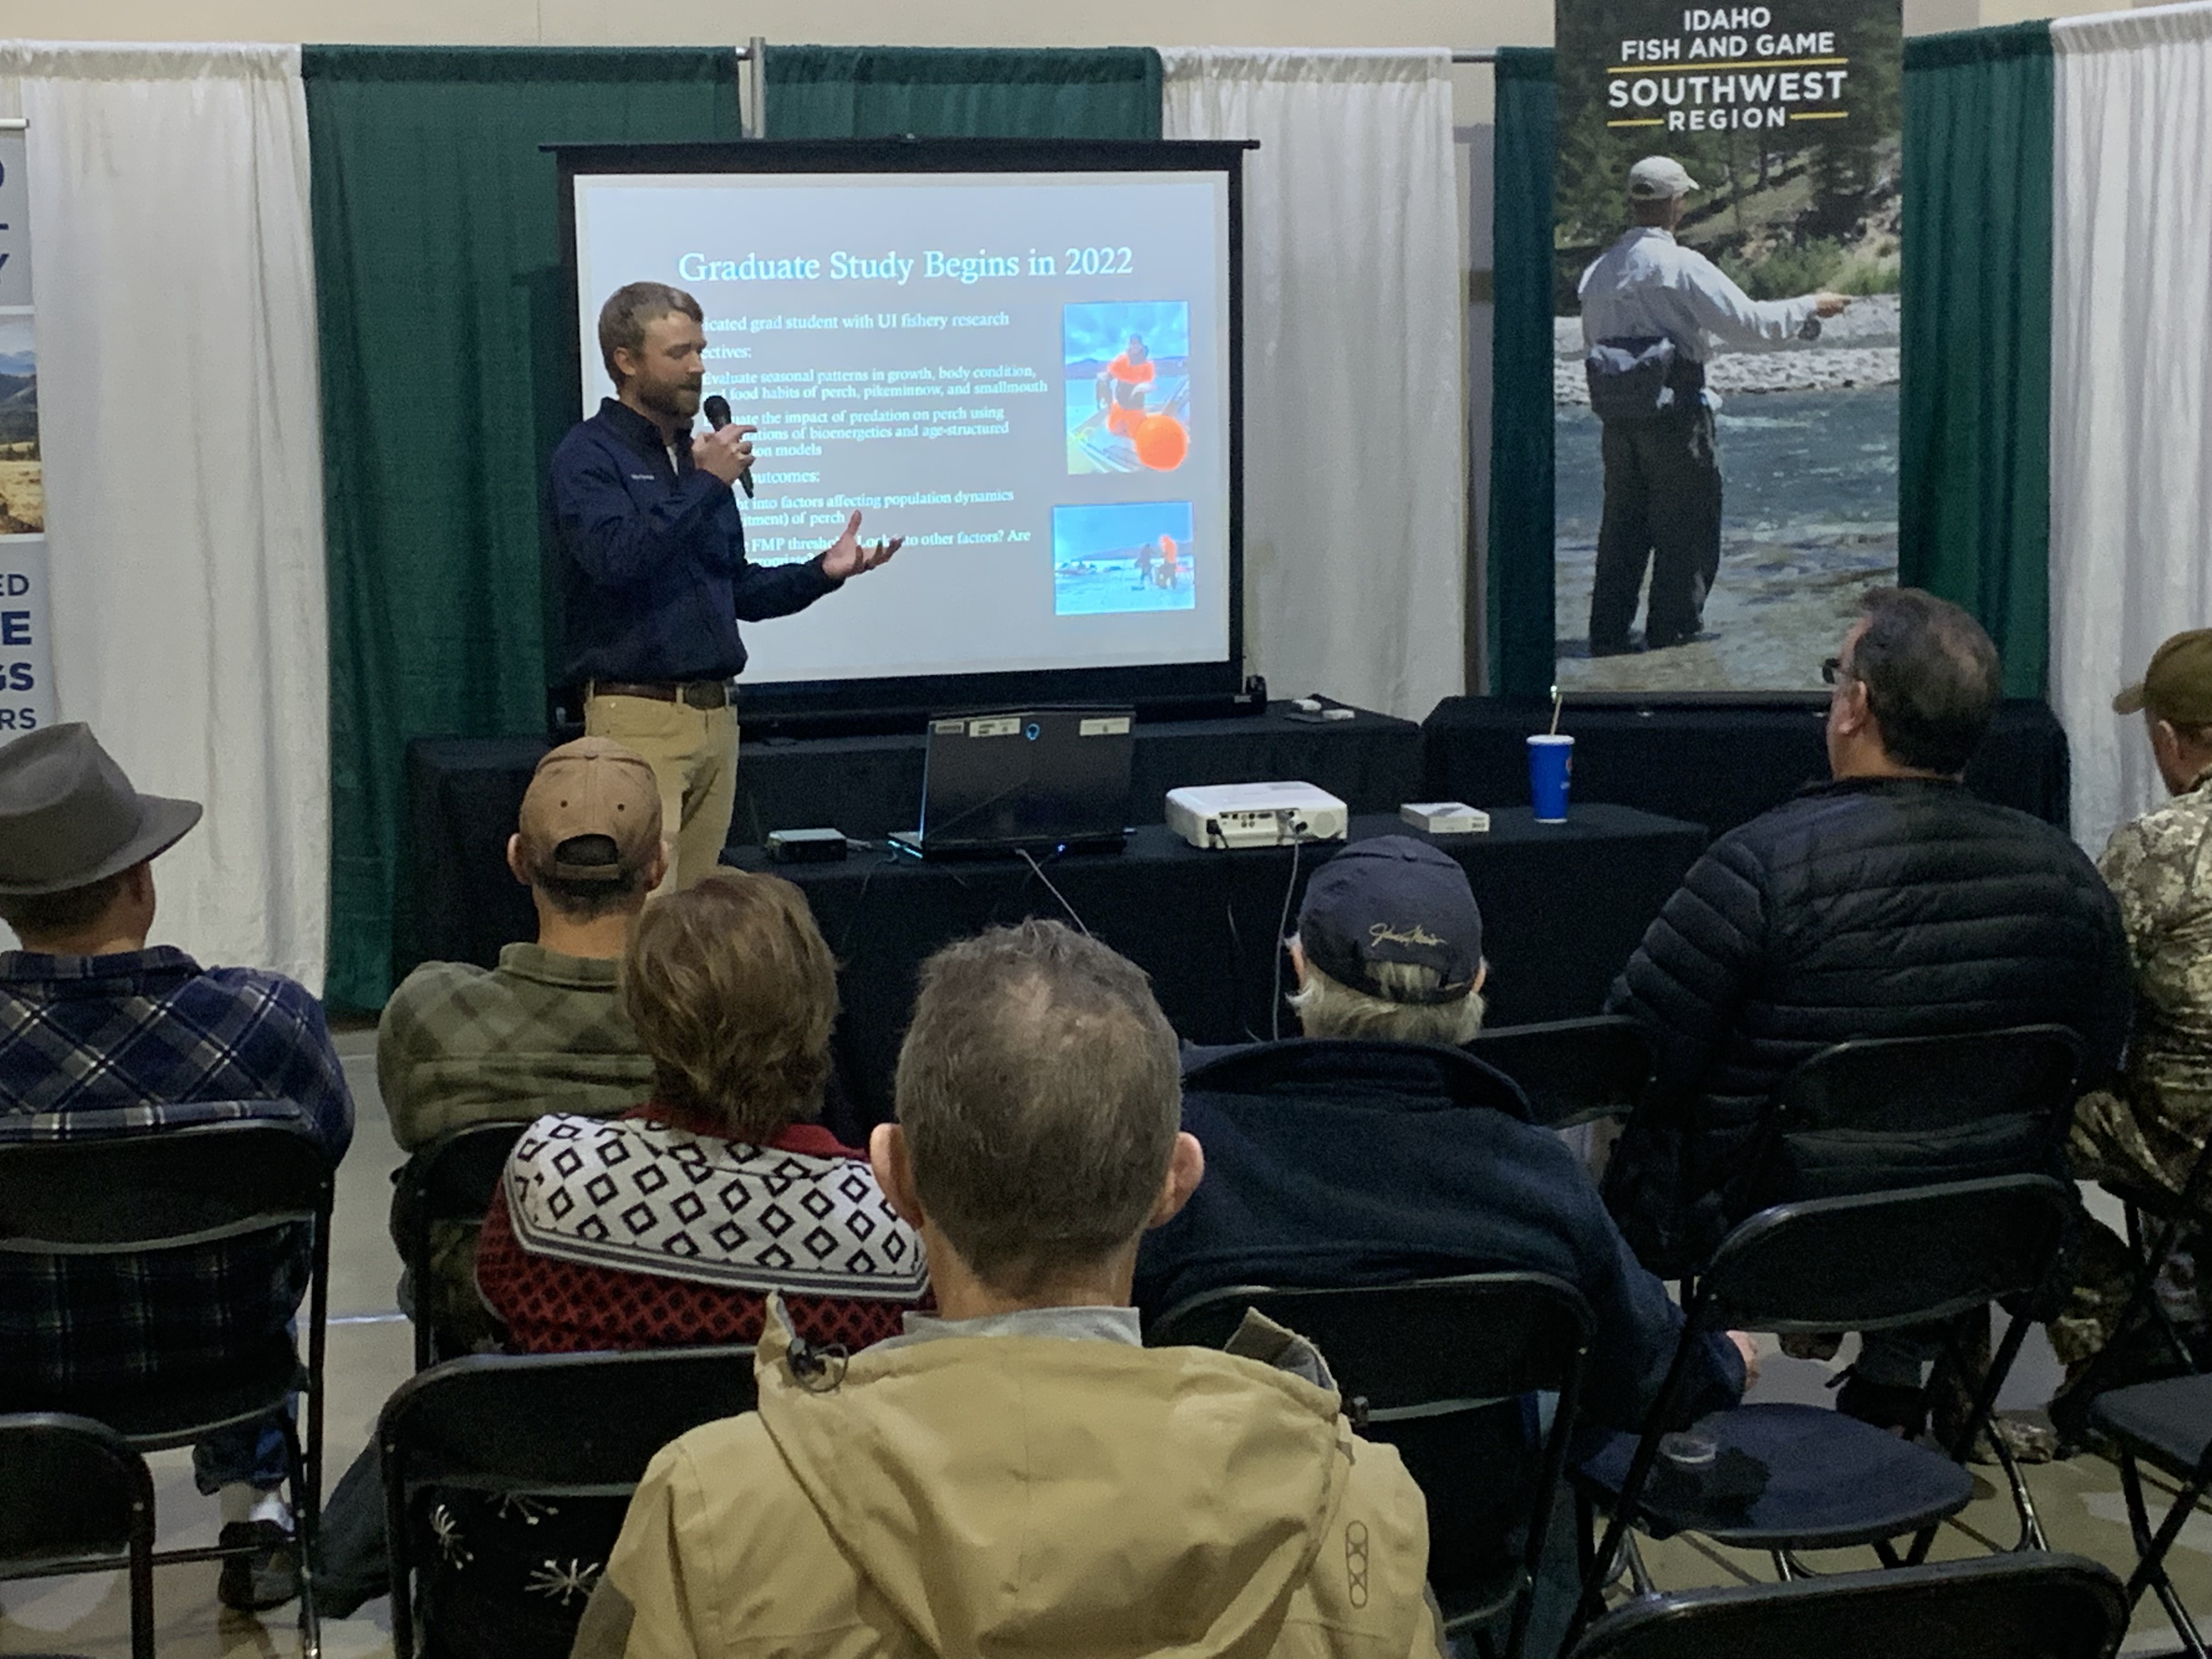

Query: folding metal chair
(1150, 1273), (1593, 1659)
(388, 1119), (529, 1370)
(0, 1412), (159, 1659)
(380, 1343), (760, 1659)
(1564, 1550), (2126, 1659)
(1571, 1176), (2074, 1640)
(1718, 1024), (2085, 1533)
(2085, 1357), (2212, 1655)
(2076, 1131), (2212, 1410)
(1471, 1014), (1658, 1132)
(0, 1118), (334, 1657)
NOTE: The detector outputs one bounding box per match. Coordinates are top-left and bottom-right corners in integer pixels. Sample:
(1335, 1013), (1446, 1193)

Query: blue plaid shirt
(0, 946), (354, 1398)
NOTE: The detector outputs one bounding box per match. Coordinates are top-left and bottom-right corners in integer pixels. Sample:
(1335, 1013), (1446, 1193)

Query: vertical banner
(0, 123), (50, 732)
(1554, 3), (1902, 693)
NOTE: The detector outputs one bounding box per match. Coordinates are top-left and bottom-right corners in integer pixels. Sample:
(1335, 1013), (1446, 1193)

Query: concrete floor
(4, 1028), (2209, 1657)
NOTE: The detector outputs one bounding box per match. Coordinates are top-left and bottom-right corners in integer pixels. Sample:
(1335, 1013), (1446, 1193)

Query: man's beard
(640, 379), (702, 424)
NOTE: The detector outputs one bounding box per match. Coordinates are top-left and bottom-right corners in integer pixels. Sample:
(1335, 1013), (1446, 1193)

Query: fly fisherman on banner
(1581, 156), (1850, 658)
(551, 281), (902, 890)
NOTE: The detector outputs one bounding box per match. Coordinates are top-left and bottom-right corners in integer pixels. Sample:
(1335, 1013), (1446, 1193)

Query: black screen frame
(551, 137), (1253, 732)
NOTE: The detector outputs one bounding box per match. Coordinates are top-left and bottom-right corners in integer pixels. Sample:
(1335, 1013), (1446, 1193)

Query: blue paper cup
(1528, 734), (1574, 823)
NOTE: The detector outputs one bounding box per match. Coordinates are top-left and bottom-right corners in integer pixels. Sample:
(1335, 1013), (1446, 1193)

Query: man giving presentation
(551, 281), (899, 888)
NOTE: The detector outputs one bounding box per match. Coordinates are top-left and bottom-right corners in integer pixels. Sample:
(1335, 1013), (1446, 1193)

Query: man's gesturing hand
(691, 422), (755, 487)
(821, 510), (902, 580)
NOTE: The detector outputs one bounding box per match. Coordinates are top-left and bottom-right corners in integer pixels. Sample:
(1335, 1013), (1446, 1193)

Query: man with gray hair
(1582, 155), (1850, 656)
(579, 919), (1445, 1658)
(1139, 837), (1749, 1433)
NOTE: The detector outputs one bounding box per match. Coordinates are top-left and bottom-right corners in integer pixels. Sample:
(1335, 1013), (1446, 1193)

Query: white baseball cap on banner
(1627, 156), (1701, 199)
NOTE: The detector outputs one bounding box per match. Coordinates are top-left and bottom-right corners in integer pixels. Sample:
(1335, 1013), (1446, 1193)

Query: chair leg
(127, 1475), (157, 1659)
(283, 1418), (321, 1659)
(1771, 1549), (1795, 1582)
(2114, 1450), (2212, 1658)
(1984, 1417), (2049, 1553)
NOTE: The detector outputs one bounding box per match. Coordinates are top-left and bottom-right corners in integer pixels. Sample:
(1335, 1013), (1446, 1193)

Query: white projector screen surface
(572, 168), (1234, 687)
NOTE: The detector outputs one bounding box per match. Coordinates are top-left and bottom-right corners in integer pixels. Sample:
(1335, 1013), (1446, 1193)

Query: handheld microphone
(701, 394), (754, 498)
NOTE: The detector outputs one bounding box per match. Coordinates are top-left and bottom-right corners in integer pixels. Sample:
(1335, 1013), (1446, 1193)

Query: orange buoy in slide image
(1134, 414), (1188, 471)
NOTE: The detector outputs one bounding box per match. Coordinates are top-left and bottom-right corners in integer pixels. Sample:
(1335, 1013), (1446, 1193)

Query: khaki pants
(583, 693), (738, 891)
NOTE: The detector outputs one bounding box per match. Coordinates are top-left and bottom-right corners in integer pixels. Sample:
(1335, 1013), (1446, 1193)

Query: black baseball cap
(1296, 837), (1484, 1005)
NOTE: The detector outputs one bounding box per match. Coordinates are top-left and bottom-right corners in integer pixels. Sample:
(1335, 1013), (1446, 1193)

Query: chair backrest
(1747, 1025), (2083, 1208)
(382, 1344), (762, 1659)
(1471, 1016), (1658, 1131)
(391, 1119), (531, 1370)
(0, 1116), (332, 1253)
(1150, 1273), (1592, 1641)
(396, 1119), (529, 1229)
(1695, 1175), (2074, 1337)
(380, 1343), (760, 1498)
(1150, 1273), (1590, 1414)
(0, 1411), (155, 1571)
(1565, 1551), (2126, 1659)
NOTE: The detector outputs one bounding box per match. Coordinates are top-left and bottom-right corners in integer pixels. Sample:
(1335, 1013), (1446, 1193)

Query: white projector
(1166, 782), (1350, 850)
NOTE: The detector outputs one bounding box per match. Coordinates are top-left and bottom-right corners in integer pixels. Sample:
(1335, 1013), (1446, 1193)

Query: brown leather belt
(588, 679), (730, 709)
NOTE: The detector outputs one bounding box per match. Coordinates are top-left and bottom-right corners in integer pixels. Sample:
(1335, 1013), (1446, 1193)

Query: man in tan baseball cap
(374, 737), (666, 1348)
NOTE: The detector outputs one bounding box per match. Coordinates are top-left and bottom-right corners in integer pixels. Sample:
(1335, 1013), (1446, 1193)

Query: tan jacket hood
(754, 1307), (1404, 1658)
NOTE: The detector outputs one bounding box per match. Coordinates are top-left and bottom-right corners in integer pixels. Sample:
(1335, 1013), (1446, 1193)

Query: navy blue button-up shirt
(550, 398), (840, 686)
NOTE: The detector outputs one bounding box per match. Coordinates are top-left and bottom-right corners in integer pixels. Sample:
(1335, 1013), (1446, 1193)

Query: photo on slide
(0, 316), (41, 538)
(1052, 500), (1195, 617)
(1064, 301), (1191, 476)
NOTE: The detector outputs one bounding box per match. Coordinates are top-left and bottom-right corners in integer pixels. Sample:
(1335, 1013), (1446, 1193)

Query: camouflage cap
(2114, 630), (2212, 727)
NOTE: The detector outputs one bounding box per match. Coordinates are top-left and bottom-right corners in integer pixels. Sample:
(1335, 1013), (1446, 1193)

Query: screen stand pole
(742, 38), (768, 140)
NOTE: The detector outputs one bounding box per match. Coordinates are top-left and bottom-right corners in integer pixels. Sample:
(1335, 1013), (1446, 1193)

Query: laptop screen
(918, 708), (1136, 851)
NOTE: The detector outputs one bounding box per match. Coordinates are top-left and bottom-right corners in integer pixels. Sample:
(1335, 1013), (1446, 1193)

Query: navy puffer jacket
(1603, 776), (2131, 1273)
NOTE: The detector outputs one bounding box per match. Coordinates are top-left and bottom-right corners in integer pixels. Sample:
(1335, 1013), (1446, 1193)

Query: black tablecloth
(726, 805), (1707, 1139)
(404, 702), (1423, 981)
(1422, 698), (2069, 837)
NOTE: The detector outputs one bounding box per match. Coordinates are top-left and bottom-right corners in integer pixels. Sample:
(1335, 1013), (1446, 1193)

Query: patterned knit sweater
(476, 1103), (928, 1353)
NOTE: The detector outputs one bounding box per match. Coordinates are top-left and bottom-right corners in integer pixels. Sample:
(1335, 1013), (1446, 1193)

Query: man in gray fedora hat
(0, 724), (353, 1612)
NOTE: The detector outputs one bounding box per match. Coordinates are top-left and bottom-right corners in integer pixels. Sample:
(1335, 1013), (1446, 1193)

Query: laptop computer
(889, 707), (1136, 859)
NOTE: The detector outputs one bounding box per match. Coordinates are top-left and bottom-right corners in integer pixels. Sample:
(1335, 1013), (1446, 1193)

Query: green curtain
(765, 46), (1163, 139)
(1899, 24), (2054, 697)
(1488, 48), (1558, 699)
(1489, 31), (2055, 697)
(304, 47), (742, 1011)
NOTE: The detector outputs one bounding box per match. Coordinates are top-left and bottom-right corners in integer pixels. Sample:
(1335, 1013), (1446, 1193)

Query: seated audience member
(2052, 631), (2212, 1390)
(1138, 836), (1750, 1438)
(406, 871), (926, 1659)
(378, 736), (662, 1350)
(578, 921), (1444, 1659)
(0, 724), (353, 1612)
(1604, 589), (2130, 1426)
(380, 735), (663, 1147)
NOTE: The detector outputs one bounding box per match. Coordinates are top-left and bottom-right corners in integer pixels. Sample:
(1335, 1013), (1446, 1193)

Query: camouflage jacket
(2100, 772), (2212, 1110)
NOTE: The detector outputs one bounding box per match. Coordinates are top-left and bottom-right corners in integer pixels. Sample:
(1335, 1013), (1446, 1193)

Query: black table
(727, 805), (1707, 1139)
(404, 701), (1423, 981)
(1422, 697), (2070, 838)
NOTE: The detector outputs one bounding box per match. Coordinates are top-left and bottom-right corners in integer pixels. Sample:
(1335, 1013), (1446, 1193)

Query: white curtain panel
(0, 43), (328, 989)
(1163, 49), (1465, 720)
(2049, 3), (2212, 856)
